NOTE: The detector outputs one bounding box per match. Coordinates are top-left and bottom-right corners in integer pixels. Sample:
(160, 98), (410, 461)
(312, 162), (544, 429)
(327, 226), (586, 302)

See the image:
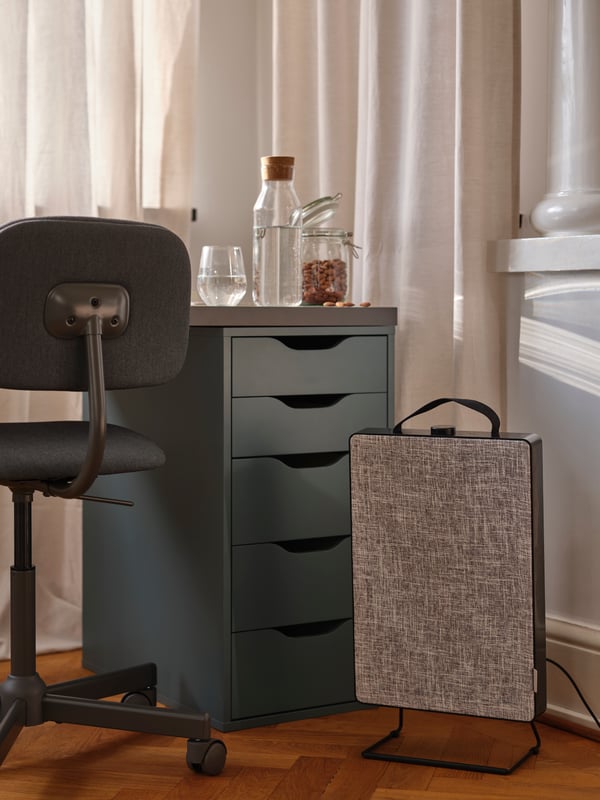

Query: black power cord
(546, 657), (600, 729)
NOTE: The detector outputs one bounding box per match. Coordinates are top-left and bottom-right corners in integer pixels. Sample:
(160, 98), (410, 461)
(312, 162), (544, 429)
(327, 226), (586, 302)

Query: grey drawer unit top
(189, 305), (397, 328)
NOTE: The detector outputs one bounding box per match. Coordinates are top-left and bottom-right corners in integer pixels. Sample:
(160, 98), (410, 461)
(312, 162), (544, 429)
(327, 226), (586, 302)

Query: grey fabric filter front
(350, 431), (545, 722)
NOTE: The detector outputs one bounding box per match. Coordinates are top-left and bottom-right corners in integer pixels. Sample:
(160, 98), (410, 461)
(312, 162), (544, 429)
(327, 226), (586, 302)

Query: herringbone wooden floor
(1, 650), (600, 799)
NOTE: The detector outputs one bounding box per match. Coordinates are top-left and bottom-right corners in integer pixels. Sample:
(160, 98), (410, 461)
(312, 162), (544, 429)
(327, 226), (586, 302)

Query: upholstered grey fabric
(0, 422), (164, 481)
(0, 217), (191, 391)
(351, 432), (542, 723)
(0, 216), (190, 488)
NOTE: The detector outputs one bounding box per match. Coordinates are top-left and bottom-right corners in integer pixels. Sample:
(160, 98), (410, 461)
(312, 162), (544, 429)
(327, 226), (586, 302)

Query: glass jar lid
(301, 192), (342, 227)
(302, 227), (349, 238)
(302, 227), (360, 259)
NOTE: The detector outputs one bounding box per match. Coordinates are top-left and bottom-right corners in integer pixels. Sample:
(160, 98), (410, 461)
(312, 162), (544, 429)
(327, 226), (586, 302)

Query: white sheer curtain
(273, 0), (520, 425)
(0, 0), (198, 657)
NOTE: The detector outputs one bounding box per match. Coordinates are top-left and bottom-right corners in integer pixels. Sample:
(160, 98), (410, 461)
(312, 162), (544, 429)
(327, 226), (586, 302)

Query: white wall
(514, 0), (600, 729)
(189, 0), (272, 302)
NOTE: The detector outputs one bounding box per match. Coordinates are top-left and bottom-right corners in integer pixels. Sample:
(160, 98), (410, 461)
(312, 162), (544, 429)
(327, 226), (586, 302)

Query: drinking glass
(197, 245), (247, 306)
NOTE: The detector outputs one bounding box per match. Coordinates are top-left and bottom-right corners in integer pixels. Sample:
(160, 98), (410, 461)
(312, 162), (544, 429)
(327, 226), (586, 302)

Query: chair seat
(0, 421), (165, 482)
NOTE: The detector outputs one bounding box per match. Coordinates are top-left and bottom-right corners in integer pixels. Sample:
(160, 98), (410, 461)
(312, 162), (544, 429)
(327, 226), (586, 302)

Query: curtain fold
(273, 0), (520, 427)
(272, 0), (360, 232)
(0, 0), (198, 231)
(0, 0), (198, 658)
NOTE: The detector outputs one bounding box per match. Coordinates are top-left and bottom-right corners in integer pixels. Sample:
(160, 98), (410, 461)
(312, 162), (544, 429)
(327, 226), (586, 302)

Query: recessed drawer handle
(274, 619), (349, 638)
(274, 452), (346, 468)
(274, 394), (347, 409)
(276, 536), (346, 553)
(275, 335), (348, 351)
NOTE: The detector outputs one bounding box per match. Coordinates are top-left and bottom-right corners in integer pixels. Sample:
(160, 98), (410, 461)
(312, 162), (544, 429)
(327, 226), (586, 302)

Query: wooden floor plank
(266, 756), (342, 799)
(205, 766), (286, 799)
(320, 756), (389, 800)
(1, 650), (600, 799)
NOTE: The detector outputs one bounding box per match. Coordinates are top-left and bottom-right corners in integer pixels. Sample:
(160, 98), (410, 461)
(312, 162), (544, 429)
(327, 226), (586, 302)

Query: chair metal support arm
(41, 280), (130, 500)
(47, 315), (106, 499)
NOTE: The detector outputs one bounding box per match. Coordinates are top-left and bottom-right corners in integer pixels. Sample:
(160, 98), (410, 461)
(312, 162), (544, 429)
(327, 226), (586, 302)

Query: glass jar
(302, 228), (354, 305)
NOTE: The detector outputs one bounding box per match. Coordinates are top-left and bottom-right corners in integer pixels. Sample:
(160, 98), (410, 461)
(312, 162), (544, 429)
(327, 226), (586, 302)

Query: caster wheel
(186, 738), (227, 775)
(121, 690), (156, 706)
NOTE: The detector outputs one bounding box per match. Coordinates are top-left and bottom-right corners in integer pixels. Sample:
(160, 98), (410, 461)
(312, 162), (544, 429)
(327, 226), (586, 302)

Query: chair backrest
(0, 217), (191, 391)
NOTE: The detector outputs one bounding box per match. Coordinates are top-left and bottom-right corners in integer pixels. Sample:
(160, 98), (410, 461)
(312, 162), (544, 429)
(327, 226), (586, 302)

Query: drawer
(231, 335), (388, 396)
(232, 537), (352, 631)
(232, 453), (350, 545)
(232, 393), (388, 457)
(231, 619), (355, 719)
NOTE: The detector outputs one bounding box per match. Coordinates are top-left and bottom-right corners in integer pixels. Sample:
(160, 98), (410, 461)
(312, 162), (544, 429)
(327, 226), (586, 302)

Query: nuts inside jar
(302, 258), (348, 305)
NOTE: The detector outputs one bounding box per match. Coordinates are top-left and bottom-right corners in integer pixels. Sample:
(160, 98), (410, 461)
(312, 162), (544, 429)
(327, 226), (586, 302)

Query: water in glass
(197, 245), (247, 306)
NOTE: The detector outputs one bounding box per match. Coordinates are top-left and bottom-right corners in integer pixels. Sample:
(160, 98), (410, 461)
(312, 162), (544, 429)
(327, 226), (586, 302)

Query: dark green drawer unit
(232, 394), (388, 457)
(232, 454), (350, 545)
(232, 537), (352, 631)
(232, 335), (388, 396)
(82, 313), (395, 731)
(232, 620), (355, 719)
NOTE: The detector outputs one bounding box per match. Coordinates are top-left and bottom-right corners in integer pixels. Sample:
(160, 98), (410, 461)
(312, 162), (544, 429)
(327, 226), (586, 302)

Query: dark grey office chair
(0, 216), (226, 774)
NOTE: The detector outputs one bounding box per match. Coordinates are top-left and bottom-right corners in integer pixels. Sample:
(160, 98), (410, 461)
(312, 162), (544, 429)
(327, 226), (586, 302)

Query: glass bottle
(252, 155), (303, 306)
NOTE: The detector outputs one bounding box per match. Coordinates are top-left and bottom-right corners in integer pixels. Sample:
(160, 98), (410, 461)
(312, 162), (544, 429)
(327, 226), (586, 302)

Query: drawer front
(231, 620), (355, 719)
(232, 537), (352, 631)
(232, 335), (388, 396)
(231, 453), (350, 545)
(232, 393), (388, 457)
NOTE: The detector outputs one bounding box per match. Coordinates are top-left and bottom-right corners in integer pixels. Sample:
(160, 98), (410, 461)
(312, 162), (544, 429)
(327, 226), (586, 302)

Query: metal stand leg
(362, 709), (542, 775)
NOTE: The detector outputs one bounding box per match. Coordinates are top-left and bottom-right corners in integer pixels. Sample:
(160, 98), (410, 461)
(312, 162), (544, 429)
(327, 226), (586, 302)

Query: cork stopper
(261, 155), (295, 181)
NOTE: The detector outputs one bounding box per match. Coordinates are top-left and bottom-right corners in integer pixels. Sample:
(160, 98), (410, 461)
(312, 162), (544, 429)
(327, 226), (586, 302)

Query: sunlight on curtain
(0, 0), (198, 657)
(272, 0), (520, 426)
(87, 0), (198, 239)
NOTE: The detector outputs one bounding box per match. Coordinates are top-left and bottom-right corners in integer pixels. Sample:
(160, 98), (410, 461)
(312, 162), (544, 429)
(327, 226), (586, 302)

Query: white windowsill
(493, 234), (600, 273)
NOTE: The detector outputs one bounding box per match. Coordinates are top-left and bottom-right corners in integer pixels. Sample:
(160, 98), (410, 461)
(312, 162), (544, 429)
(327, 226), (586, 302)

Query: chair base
(0, 663), (227, 775)
(0, 489), (226, 776)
